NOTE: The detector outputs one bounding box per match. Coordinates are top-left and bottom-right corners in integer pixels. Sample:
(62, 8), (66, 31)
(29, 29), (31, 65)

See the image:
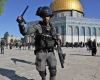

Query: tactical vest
(35, 22), (55, 49)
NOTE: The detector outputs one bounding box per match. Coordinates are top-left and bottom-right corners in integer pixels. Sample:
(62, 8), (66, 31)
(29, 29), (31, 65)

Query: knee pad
(39, 70), (46, 77)
(49, 66), (57, 77)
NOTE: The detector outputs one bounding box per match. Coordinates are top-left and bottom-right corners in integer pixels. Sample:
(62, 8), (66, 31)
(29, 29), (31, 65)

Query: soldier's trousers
(35, 50), (57, 80)
(1, 45), (4, 54)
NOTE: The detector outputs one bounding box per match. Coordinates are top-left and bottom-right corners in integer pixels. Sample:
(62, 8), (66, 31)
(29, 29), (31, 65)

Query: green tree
(0, 0), (7, 15)
(17, 39), (21, 42)
(14, 39), (17, 43)
(21, 37), (27, 43)
(10, 39), (13, 43)
(4, 31), (9, 43)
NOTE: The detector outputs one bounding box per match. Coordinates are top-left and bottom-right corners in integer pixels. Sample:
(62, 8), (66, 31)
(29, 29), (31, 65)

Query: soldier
(16, 6), (60, 80)
(0, 38), (5, 54)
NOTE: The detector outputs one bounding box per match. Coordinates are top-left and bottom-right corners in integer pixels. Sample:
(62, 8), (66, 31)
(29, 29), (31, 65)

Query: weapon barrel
(21, 6), (29, 16)
(57, 46), (64, 68)
(58, 53), (64, 68)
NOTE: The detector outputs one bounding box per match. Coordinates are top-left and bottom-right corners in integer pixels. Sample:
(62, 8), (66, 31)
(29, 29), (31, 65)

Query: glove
(56, 39), (61, 45)
(16, 16), (24, 24)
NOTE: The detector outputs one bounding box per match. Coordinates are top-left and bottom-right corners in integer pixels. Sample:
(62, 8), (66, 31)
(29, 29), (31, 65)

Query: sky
(0, 0), (100, 38)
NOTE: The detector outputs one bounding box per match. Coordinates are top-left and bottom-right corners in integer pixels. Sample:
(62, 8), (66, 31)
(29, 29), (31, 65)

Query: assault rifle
(57, 45), (66, 68)
(16, 6), (29, 24)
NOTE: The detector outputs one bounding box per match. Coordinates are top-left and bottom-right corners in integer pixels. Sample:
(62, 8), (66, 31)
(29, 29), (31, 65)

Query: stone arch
(81, 27), (85, 35)
(74, 26), (79, 42)
(86, 27), (91, 41)
(61, 13), (64, 17)
(60, 25), (68, 45)
(98, 28), (100, 35)
(87, 27), (91, 36)
(74, 26), (79, 35)
(61, 26), (65, 35)
(68, 26), (73, 43)
(55, 26), (58, 33)
(92, 27), (96, 36)
(81, 27), (85, 42)
(68, 26), (72, 35)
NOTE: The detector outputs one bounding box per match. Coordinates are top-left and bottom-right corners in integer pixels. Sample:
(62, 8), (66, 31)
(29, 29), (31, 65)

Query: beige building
(7, 36), (21, 43)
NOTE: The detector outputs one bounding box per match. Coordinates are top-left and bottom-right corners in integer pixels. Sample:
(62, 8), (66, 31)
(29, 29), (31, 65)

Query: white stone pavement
(0, 47), (100, 80)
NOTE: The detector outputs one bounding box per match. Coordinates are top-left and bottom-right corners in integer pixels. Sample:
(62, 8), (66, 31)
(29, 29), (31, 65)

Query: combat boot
(42, 77), (46, 80)
(1, 49), (2, 54)
(50, 76), (56, 80)
(2, 50), (4, 54)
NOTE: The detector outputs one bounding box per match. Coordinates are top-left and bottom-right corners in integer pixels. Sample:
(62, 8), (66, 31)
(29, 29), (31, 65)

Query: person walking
(91, 39), (97, 56)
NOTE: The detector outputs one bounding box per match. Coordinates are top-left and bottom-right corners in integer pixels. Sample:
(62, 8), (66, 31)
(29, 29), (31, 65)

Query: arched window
(55, 27), (58, 33)
(55, 13), (57, 17)
(61, 26), (64, 35)
(68, 26), (72, 34)
(69, 11), (71, 16)
(74, 26), (79, 35)
(98, 28), (100, 35)
(61, 13), (64, 17)
(92, 27), (96, 36)
(87, 27), (91, 35)
(81, 27), (85, 35)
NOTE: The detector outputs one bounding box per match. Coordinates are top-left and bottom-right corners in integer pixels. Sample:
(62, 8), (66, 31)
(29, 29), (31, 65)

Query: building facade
(26, 0), (100, 45)
(7, 36), (21, 43)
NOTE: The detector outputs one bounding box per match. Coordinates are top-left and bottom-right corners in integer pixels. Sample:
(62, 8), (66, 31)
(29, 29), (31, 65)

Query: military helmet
(36, 6), (53, 17)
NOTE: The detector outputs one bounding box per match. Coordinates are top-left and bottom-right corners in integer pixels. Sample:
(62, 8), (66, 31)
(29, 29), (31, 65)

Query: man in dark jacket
(0, 38), (5, 54)
(87, 39), (92, 52)
(91, 39), (97, 56)
(16, 6), (60, 80)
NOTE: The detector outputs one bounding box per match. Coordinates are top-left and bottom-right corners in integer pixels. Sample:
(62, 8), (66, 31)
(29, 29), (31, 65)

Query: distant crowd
(61, 40), (99, 48)
(5, 42), (35, 50)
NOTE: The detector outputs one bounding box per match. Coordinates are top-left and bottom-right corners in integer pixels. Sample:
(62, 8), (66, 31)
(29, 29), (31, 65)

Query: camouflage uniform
(17, 6), (59, 80)
(18, 21), (57, 80)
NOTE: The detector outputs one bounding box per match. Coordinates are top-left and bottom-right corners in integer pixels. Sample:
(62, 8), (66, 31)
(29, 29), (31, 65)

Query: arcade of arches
(55, 25), (96, 44)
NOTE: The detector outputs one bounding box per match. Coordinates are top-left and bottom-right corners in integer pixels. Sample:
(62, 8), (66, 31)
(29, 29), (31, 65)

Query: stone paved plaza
(0, 47), (100, 80)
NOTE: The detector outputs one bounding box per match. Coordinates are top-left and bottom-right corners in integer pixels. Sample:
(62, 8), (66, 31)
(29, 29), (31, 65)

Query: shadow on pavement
(70, 53), (100, 57)
(0, 68), (34, 80)
(94, 55), (100, 57)
(11, 58), (35, 65)
(70, 54), (91, 56)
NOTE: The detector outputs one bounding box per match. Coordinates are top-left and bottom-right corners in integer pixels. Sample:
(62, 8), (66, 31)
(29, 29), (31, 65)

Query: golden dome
(50, 0), (83, 13)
